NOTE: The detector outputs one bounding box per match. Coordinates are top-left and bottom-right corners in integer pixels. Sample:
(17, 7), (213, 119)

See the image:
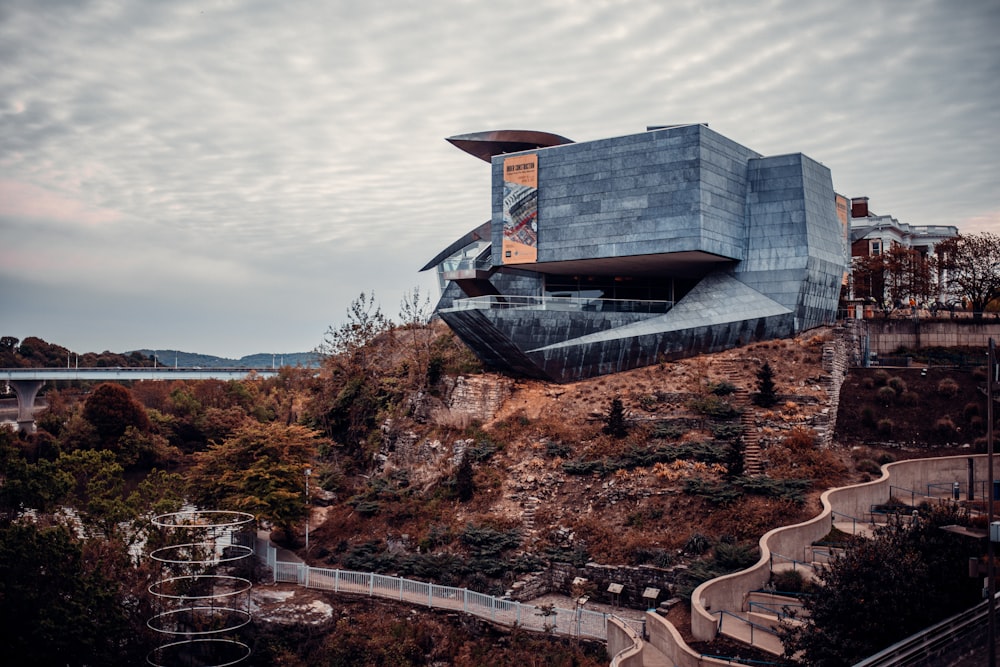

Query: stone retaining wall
(444, 374), (513, 422)
(510, 561), (685, 610)
(863, 320), (1000, 355)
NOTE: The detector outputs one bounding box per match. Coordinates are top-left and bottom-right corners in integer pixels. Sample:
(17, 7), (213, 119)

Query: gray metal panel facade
(490, 124), (760, 266)
(437, 124), (846, 382)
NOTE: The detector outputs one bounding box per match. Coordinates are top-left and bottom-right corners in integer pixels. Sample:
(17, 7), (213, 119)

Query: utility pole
(989, 337), (996, 667)
(304, 467), (312, 554)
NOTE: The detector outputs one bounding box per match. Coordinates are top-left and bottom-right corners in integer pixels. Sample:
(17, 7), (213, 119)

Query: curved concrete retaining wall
(645, 612), (736, 667)
(607, 617), (644, 667)
(690, 454), (997, 645)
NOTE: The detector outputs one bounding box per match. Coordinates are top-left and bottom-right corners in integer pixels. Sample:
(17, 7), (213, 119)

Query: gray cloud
(1, 0), (997, 357)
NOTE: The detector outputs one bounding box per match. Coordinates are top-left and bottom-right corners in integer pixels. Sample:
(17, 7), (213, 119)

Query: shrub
(713, 541), (760, 570)
(708, 381), (737, 396)
(689, 395), (740, 419)
(638, 394), (659, 411)
(964, 402), (980, 421)
(711, 422), (744, 440)
(861, 377), (875, 389)
(653, 422), (686, 440)
(855, 458), (881, 475)
(935, 417), (957, 440)
(683, 478), (743, 506)
(861, 405), (876, 427)
(877, 419), (894, 436)
(900, 391), (920, 405)
(771, 569), (807, 594)
(876, 386), (896, 405)
(544, 440), (572, 458)
(562, 459), (604, 476)
(683, 532), (711, 555)
(873, 369), (890, 386)
(937, 378), (960, 398)
(876, 452), (896, 465)
(888, 377), (908, 393)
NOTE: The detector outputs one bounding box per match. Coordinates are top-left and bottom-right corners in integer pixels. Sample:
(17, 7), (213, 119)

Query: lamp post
(304, 467), (312, 554)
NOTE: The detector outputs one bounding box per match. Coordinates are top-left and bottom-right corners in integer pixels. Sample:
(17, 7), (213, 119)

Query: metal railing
(253, 539), (643, 641)
(443, 294), (674, 314)
(853, 594), (999, 666)
(747, 600), (806, 621)
(831, 509), (868, 536)
(769, 552), (817, 573)
(717, 610), (779, 647)
(440, 254), (493, 274)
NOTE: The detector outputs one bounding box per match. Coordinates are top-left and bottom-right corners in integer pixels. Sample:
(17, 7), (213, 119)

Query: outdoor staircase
(719, 359), (764, 476)
(522, 496), (539, 537)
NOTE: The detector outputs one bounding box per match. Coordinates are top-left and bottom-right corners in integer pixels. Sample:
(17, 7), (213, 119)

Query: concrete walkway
(526, 594), (672, 667)
(260, 532), (675, 665)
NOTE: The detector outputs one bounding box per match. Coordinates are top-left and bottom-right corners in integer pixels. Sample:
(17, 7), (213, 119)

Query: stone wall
(510, 561), (685, 611)
(863, 320), (1000, 355)
(812, 324), (851, 446)
(444, 374), (513, 423)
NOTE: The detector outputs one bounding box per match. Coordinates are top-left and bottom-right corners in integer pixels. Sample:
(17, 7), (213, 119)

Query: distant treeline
(0, 336), (318, 368)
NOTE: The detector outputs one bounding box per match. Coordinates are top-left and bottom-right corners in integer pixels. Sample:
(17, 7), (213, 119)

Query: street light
(304, 467), (312, 554)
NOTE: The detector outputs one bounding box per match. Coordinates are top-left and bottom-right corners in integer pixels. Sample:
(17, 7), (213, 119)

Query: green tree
(753, 361), (778, 407)
(398, 285), (435, 388)
(13, 336), (70, 367)
(0, 429), (73, 522)
(311, 292), (396, 464)
(318, 291), (393, 370)
(602, 396), (628, 438)
(0, 522), (142, 665)
(82, 383), (152, 452)
(937, 231), (1000, 318)
(455, 454), (475, 502)
(780, 506), (981, 666)
(187, 422), (326, 535)
(0, 336), (17, 366)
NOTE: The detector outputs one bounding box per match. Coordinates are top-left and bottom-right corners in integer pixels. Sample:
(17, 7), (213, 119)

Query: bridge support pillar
(8, 379), (44, 432)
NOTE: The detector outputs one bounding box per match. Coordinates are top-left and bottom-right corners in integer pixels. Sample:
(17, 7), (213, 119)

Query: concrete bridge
(0, 367), (279, 432)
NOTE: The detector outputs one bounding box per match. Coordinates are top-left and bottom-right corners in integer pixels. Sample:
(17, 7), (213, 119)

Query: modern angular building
(422, 124), (847, 383)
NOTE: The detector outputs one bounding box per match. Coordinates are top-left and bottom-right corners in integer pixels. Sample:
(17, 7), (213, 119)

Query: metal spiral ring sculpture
(146, 510), (256, 667)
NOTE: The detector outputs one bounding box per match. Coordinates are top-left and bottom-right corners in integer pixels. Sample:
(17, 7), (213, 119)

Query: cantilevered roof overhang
(446, 130), (573, 163)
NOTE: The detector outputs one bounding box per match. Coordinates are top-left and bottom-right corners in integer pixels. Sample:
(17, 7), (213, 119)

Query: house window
(869, 240), (882, 256)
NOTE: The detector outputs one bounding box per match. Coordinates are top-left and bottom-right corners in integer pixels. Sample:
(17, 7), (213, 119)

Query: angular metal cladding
(428, 124), (848, 382)
(446, 130), (574, 162)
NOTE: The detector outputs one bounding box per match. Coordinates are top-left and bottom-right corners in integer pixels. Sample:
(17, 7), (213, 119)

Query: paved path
(526, 594), (673, 667)
(260, 531), (674, 665)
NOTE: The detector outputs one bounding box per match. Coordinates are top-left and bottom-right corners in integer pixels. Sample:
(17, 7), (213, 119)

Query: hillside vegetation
(1, 319), (991, 665)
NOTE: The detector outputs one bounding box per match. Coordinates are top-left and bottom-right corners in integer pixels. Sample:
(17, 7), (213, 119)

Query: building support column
(8, 379), (44, 432)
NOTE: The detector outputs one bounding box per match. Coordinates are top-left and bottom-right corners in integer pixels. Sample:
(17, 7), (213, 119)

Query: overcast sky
(1, 0), (997, 359)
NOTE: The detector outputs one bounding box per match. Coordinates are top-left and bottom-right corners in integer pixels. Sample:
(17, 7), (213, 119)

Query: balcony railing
(440, 255), (493, 274)
(443, 295), (674, 314)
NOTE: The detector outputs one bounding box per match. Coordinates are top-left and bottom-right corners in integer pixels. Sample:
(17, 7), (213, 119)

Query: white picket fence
(253, 537), (641, 641)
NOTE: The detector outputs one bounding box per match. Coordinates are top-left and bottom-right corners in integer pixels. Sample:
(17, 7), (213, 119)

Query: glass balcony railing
(440, 254), (494, 274)
(443, 295), (674, 314)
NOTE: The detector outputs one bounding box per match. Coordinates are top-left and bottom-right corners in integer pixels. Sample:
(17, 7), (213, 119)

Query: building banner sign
(502, 154), (538, 264)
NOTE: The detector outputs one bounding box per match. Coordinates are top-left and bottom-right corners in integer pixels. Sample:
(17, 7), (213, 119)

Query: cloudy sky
(2, 0), (997, 358)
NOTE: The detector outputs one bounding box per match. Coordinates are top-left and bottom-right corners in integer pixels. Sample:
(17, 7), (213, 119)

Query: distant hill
(134, 349), (320, 368)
